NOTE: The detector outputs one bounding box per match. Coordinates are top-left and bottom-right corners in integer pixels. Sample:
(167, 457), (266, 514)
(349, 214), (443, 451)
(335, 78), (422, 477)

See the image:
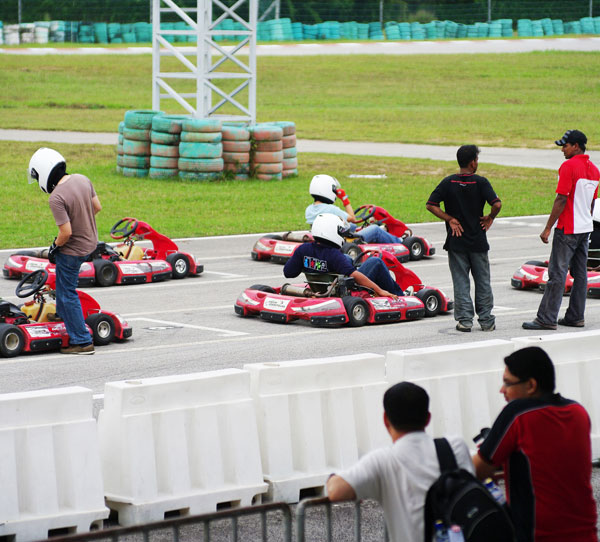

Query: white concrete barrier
(386, 340), (516, 445)
(97, 369), (268, 526)
(0, 387), (108, 542)
(244, 353), (388, 503)
(512, 330), (600, 457)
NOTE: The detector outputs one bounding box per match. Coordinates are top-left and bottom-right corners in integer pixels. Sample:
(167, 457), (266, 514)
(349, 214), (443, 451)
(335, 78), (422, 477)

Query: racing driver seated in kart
(305, 174), (403, 245)
(283, 213), (404, 299)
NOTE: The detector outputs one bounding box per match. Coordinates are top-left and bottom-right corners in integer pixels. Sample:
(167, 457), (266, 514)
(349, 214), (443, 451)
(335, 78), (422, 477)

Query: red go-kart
(3, 218), (204, 287)
(251, 205), (434, 265)
(0, 269), (132, 357)
(235, 249), (452, 327)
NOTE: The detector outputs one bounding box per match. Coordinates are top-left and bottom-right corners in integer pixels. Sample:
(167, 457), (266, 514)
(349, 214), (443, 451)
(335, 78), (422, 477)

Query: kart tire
(150, 155), (178, 169)
(178, 158), (224, 172)
(122, 127), (150, 141)
(150, 131), (180, 145)
(151, 143), (179, 157)
(273, 121), (296, 136)
(252, 150), (284, 163)
(149, 167), (178, 179)
(342, 296), (369, 327)
(152, 114), (188, 134)
(123, 138), (151, 156)
(255, 140), (283, 152)
(124, 110), (164, 130)
(282, 134), (297, 149)
(94, 259), (118, 287)
(283, 157), (298, 169)
(222, 125), (251, 141)
(180, 131), (222, 143)
(282, 169), (298, 178)
(249, 284), (276, 293)
(179, 142), (223, 159)
(283, 147), (297, 159)
(182, 118), (222, 133)
(167, 253), (190, 279)
(404, 236), (425, 261)
(416, 288), (442, 317)
(525, 260), (547, 267)
(121, 154), (150, 168)
(85, 313), (115, 346)
(223, 140), (251, 152)
(0, 324), (25, 358)
(263, 234), (283, 240)
(341, 242), (362, 261)
(254, 162), (283, 174)
(250, 125), (283, 141)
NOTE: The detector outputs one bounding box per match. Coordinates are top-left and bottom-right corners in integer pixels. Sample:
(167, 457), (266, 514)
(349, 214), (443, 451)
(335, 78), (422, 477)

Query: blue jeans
(536, 228), (589, 325)
(357, 225), (401, 244)
(55, 252), (92, 346)
(448, 250), (494, 328)
(358, 256), (404, 296)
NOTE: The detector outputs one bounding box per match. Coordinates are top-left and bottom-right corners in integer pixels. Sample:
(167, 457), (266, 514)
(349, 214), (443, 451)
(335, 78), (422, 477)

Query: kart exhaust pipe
(281, 283), (312, 297)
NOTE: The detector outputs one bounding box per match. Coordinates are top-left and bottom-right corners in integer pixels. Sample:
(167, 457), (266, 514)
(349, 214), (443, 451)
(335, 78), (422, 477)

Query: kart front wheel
(94, 260), (118, 287)
(86, 313), (115, 346)
(341, 242), (362, 262)
(343, 296), (369, 327)
(0, 324), (25, 357)
(404, 236), (425, 261)
(416, 289), (442, 317)
(167, 253), (190, 279)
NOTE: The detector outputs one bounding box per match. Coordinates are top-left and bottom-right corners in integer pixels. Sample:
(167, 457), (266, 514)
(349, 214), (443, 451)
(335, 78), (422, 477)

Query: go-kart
(235, 249), (452, 327)
(3, 218), (204, 287)
(0, 269), (132, 357)
(511, 253), (600, 299)
(251, 205), (434, 265)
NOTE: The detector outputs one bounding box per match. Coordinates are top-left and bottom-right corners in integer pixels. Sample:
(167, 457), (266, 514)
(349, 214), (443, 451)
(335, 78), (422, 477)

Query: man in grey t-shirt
(327, 382), (473, 542)
(28, 148), (102, 355)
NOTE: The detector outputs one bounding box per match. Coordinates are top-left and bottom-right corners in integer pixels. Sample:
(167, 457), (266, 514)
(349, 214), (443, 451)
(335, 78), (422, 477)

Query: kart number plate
(27, 326), (53, 338)
(263, 297), (290, 311)
(274, 242), (296, 255)
(120, 264), (146, 275)
(371, 298), (392, 310)
(25, 260), (48, 271)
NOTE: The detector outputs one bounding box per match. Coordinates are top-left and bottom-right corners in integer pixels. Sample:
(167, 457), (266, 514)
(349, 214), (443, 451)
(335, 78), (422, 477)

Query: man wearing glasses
(473, 347), (597, 542)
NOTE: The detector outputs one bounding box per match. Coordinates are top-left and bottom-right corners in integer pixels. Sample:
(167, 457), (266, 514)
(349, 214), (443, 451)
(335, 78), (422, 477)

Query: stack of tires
(274, 121), (297, 178)
(116, 121), (124, 174)
(222, 123), (251, 180)
(250, 124), (284, 181)
(178, 118), (224, 180)
(150, 115), (188, 179)
(368, 22), (384, 40)
(121, 109), (163, 178)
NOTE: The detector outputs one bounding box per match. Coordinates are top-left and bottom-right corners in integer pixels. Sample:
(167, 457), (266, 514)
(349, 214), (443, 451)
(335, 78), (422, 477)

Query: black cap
(555, 129), (587, 147)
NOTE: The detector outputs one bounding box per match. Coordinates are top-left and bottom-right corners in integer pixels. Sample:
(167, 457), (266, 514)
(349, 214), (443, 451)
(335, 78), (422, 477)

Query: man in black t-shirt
(426, 145), (502, 332)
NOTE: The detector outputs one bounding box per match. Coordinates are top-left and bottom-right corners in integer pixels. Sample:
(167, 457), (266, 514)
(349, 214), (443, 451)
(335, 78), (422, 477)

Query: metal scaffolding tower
(152, 0), (257, 123)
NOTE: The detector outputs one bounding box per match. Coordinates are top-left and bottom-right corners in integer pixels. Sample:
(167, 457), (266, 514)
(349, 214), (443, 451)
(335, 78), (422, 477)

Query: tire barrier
(97, 370), (268, 525)
(179, 118), (223, 180)
(275, 121), (298, 178)
(120, 110), (164, 178)
(250, 123), (284, 181)
(0, 387), (109, 542)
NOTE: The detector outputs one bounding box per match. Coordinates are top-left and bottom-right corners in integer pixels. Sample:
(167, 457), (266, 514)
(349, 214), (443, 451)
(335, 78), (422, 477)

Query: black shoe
(456, 322), (472, 332)
(522, 320), (557, 331)
(557, 318), (584, 328)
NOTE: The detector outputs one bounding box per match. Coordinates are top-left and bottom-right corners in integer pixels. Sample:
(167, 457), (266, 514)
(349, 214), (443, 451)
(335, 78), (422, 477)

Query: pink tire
(123, 138), (151, 156)
(223, 151), (250, 163)
(252, 150), (283, 163)
(151, 143), (179, 157)
(253, 162), (283, 174)
(255, 140), (283, 152)
(223, 140), (251, 152)
(282, 135), (297, 149)
(250, 124), (283, 141)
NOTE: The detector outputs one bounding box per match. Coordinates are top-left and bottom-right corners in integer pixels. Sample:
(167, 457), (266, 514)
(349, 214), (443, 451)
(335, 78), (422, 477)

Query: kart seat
(116, 243), (145, 261)
(283, 231), (312, 243)
(304, 272), (340, 294)
(0, 300), (27, 319)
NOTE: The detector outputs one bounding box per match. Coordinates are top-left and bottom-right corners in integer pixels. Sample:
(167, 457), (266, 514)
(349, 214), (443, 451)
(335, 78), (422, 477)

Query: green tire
(116, 144), (124, 155)
(256, 172), (283, 181)
(123, 138), (151, 156)
(124, 109), (164, 130)
(283, 157), (298, 169)
(149, 167), (179, 178)
(118, 121), (125, 133)
(121, 154), (150, 168)
(178, 157), (224, 172)
(224, 161), (250, 173)
(282, 168), (298, 178)
(178, 171), (220, 180)
(235, 173), (250, 180)
(122, 167), (149, 177)
(223, 151), (250, 163)
(179, 141), (223, 159)
(182, 118), (222, 133)
(150, 131), (180, 145)
(118, 134), (124, 145)
(180, 131), (222, 143)
(122, 127), (150, 141)
(152, 114), (189, 134)
(254, 162), (283, 174)
(150, 155), (179, 168)
(283, 147), (297, 158)
(151, 143), (179, 158)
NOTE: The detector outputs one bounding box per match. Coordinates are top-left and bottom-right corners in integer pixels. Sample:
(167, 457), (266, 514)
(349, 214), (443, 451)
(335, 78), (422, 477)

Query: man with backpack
(473, 347), (598, 542)
(326, 382), (473, 542)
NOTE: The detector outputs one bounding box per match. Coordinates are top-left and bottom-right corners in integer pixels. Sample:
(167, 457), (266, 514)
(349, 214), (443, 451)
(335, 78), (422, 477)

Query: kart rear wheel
(263, 234), (283, 240)
(0, 324), (25, 357)
(167, 253), (190, 279)
(249, 284), (277, 293)
(404, 236), (425, 261)
(416, 289), (442, 317)
(94, 260), (118, 287)
(341, 242), (362, 262)
(525, 260), (547, 267)
(343, 297), (369, 327)
(85, 313), (115, 346)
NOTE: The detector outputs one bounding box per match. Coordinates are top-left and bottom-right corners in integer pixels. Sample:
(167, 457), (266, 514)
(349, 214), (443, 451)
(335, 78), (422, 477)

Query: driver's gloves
(48, 238), (60, 264)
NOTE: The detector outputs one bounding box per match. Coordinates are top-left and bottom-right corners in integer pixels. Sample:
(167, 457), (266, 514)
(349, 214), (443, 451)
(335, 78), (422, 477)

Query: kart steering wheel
(352, 249), (379, 267)
(16, 269), (48, 299)
(110, 217), (139, 240)
(354, 205), (376, 224)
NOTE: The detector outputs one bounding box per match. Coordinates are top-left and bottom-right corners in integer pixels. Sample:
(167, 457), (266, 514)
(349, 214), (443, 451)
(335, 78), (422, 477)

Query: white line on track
(202, 270), (246, 277)
(127, 317), (248, 337)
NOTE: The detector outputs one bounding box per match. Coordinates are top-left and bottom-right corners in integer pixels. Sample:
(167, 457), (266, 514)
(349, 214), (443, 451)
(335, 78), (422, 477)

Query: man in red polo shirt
(473, 346), (597, 542)
(523, 130), (599, 330)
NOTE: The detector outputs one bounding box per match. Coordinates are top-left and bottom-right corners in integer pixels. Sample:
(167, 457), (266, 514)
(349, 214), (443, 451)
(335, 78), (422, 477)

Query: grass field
(1, 51), (599, 148)
(1, 141), (556, 249)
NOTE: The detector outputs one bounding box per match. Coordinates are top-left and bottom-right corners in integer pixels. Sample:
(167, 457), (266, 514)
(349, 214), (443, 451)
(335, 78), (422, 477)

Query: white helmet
(309, 174), (340, 204)
(28, 147), (66, 194)
(311, 213), (350, 248)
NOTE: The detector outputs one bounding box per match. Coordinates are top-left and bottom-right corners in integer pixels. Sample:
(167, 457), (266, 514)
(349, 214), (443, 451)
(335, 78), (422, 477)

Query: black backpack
(423, 438), (516, 542)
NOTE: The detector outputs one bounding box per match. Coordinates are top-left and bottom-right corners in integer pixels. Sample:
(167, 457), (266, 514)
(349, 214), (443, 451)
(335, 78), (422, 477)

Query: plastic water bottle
(448, 525), (465, 542)
(484, 477), (507, 505)
(433, 520), (450, 542)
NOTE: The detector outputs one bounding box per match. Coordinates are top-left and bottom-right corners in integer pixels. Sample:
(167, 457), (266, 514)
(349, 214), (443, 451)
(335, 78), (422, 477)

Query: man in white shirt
(327, 382), (474, 542)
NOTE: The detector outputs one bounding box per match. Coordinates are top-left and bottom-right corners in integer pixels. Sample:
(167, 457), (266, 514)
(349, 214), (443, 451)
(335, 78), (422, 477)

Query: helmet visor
(28, 167), (39, 185)
(338, 221), (352, 238)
